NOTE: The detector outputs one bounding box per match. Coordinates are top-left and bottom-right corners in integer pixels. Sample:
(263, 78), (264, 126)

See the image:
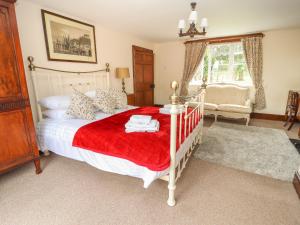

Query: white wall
(154, 41), (185, 104)
(15, 0), (154, 122)
(261, 28), (300, 114)
(15, 0), (300, 116)
(154, 28), (300, 115)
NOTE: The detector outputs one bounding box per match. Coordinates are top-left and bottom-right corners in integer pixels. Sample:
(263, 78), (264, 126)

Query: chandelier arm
(179, 26), (206, 37)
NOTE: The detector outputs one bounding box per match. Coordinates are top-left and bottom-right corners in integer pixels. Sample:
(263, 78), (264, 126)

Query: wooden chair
(284, 91), (299, 130)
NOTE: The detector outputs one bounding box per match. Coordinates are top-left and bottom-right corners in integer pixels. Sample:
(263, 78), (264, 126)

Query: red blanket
(72, 107), (199, 171)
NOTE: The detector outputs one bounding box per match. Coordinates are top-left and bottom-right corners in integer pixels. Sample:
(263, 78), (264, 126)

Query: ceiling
(26, 0), (300, 42)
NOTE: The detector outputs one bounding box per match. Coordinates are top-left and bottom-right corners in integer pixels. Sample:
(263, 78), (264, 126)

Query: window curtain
(242, 36), (266, 110)
(179, 41), (208, 96)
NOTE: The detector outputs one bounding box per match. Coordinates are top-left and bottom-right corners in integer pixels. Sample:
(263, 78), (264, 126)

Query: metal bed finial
(170, 81), (179, 105)
(28, 56), (35, 71)
(105, 63), (110, 72)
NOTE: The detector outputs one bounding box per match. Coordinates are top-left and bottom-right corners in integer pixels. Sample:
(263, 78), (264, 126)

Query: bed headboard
(27, 56), (110, 121)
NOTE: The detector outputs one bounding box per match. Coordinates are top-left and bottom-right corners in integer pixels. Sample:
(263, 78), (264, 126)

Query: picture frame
(41, 10), (97, 63)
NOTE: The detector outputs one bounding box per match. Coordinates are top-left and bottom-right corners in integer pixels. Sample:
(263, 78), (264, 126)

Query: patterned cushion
(66, 89), (95, 120)
(109, 89), (127, 109)
(93, 89), (117, 114)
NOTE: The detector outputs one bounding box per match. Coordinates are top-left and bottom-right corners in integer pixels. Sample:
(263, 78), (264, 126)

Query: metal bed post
(167, 81), (179, 206)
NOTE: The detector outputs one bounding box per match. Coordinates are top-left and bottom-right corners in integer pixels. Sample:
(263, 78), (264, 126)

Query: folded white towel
(125, 119), (158, 129)
(129, 115), (152, 125)
(125, 120), (160, 133)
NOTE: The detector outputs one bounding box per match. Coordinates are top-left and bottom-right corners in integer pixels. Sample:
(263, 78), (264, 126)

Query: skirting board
(293, 172), (300, 199)
(250, 113), (286, 121)
(251, 113), (299, 122)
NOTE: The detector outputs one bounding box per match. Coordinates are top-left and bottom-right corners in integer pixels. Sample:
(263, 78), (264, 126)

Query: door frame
(132, 45), (154, 106)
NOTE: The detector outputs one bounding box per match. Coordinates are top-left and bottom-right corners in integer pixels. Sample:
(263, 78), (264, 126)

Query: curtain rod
(184, 32), (264, 44)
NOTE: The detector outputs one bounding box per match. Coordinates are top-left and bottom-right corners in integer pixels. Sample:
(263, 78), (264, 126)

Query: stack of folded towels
(159, 104), (184, 114)
(125, 115), (160, 133)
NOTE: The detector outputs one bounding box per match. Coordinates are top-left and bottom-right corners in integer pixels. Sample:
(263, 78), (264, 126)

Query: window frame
(190, 41), (253, 87)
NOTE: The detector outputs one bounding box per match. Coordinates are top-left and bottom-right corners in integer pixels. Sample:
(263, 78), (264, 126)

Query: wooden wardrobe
(0, 0), (41, 174)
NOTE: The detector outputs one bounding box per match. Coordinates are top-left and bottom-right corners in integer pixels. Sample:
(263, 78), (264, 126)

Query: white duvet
(37, 106), (201, 188)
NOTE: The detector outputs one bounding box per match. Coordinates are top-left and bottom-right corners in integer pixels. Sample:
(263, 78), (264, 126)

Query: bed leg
(198, 120), (203, 144)
(167, 182), (176, 206)
(198, 132), (203, 144)
(44, 150), (50, 156)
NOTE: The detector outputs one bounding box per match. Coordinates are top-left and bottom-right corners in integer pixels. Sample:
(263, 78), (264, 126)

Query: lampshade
(200, 18), (208, 28)
(178, 19), (185, 29)
(116, 67), (130, 79)
(188, 10), (198, 23)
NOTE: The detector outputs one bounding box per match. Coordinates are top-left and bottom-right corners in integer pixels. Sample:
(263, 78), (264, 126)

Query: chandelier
(178, 2), (208, 38)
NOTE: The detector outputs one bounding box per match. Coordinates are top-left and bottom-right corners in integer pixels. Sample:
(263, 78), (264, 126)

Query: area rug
(193, 122), (300, 181)
(290, 139), (300, 154)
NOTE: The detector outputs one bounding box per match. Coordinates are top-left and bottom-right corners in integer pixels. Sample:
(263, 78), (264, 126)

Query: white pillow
(43, 109), (74, 120)
(38, 95), (71, 109)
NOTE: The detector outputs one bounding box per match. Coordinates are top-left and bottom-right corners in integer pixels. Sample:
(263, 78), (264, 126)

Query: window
(190, 42), (252, 86)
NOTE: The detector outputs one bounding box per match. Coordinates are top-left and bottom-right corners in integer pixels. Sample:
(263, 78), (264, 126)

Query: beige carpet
(1, 154), (299, 225)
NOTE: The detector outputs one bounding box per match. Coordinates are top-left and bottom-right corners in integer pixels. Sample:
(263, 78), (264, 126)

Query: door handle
(150, 84), (155, 89)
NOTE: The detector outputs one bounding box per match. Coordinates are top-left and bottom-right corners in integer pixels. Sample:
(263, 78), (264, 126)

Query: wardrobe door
(0, 0), (41, 174)
(0, 110), (33, 167)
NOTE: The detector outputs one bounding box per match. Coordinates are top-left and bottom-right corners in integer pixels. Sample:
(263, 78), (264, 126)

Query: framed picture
(41, 10), (97, 63)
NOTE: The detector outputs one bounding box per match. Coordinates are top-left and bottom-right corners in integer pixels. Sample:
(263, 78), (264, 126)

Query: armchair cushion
(204, 103), (218, 110)
(206, 85), (250, 105)
(218, 104), (251, 114)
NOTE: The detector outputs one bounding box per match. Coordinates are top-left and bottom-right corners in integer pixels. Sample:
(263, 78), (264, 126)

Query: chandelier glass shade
(178, 2), (208, 38)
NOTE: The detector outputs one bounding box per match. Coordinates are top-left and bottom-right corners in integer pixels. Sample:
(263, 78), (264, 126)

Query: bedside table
(127, 93), (135, 106)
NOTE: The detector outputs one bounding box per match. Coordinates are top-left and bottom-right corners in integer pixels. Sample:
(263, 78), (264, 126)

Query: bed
(28, 56), (206, 206)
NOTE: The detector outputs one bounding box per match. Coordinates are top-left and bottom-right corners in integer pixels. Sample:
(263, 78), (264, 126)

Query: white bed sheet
(37, 106), (201, 188)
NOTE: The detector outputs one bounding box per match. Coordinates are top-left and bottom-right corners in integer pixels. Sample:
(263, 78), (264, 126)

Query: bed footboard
(167, 81), (206, 206)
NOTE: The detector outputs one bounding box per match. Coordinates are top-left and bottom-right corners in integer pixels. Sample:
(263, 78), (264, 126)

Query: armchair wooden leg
(283, 116), (290, 127)
(246, 117), (250, 126)
(288, 116), (296, 131)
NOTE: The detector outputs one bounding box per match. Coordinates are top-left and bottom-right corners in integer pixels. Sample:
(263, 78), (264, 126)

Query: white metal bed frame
(28, 56), (110, 122)
(28, 56), (206, 207)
